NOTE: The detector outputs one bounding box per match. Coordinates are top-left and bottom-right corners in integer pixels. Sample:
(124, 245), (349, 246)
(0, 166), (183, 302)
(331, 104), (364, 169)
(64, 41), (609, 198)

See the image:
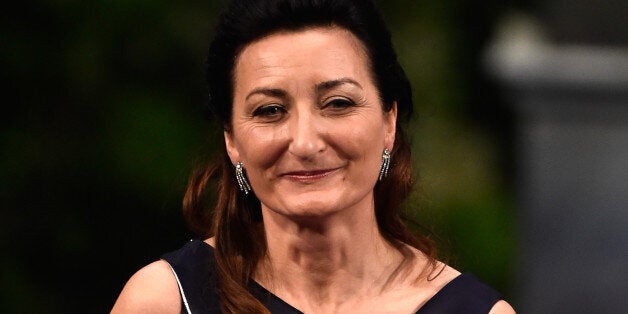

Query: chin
(260, 195), (340, 219)
(257, 181), (374, 220)
(284, 200), (343, 218)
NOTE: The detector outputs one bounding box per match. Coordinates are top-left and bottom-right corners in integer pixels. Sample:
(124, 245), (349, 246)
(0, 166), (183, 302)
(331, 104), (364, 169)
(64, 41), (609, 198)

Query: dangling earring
(235, 162), (252, 194)
(378, 149), (391, 181)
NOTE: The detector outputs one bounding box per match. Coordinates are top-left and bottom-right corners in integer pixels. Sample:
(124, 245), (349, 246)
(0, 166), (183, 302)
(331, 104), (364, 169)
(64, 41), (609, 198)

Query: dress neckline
(198, 240), (467, 314)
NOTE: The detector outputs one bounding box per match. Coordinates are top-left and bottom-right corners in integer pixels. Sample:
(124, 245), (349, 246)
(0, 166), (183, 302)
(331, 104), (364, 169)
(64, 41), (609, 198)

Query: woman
(112, 0), (515, 313)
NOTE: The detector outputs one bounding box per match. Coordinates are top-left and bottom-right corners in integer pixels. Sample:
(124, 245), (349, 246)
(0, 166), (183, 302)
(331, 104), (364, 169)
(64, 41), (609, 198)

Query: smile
(281, 168), (341, 183)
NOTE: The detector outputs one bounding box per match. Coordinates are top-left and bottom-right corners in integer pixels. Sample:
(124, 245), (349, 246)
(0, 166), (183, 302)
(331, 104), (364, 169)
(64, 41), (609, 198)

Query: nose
(287, 109), (325, 160)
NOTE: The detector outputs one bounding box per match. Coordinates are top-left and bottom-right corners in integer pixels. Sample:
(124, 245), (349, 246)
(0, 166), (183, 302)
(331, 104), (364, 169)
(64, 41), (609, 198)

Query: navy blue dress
(161, 240), (502, 314)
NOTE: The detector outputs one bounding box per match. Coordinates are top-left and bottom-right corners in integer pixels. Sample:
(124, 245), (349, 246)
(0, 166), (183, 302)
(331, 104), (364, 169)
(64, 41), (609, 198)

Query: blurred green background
(2, 0), (521, 312)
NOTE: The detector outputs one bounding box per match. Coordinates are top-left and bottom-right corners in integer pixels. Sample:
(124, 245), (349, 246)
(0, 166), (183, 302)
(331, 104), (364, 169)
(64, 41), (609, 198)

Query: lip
(281, 167), (341, 183)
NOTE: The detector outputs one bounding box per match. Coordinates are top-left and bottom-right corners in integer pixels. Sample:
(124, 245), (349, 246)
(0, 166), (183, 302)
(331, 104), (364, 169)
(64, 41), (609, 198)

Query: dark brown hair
(183, 0), (436, 312)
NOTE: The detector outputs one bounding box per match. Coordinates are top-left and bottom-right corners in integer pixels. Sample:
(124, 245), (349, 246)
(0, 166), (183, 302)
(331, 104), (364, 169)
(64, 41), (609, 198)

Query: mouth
(281, 168), (341, 183)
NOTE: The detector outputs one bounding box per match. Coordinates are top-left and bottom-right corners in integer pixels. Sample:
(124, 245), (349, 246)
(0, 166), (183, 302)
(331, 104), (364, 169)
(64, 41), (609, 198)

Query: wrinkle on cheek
(242, 124), (288, 169)
(354, 110), (372, 121)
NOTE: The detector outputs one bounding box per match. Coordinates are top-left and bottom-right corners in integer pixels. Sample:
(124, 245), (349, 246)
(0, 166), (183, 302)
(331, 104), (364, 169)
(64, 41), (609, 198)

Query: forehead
(233, 26), (372, 87)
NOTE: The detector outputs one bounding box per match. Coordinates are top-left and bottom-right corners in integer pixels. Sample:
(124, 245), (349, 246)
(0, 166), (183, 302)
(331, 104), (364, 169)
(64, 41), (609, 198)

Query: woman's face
(225, 27), (396, 220)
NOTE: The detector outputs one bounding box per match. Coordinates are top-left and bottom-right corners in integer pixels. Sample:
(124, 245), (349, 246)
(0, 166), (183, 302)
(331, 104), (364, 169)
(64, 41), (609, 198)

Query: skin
(225, 30), (395, 221)
(111, 27), (515, 313)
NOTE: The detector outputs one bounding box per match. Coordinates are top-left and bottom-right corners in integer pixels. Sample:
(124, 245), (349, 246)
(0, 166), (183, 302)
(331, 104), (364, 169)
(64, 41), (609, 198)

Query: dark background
(1, 0), (533, 312)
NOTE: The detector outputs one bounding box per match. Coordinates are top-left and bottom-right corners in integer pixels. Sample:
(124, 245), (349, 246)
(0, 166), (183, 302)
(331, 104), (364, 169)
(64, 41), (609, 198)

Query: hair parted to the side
(183, 0), (436, 312)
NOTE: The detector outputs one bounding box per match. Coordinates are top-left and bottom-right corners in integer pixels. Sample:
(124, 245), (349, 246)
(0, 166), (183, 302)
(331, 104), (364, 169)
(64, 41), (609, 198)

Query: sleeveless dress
(161, 240), (502, 314)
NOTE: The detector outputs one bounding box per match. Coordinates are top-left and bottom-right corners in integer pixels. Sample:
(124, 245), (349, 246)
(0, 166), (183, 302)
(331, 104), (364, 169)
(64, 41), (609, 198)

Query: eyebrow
(316, 77), (363, 92)
(244, 77), (362, 101)
(245, 88), (287, 101)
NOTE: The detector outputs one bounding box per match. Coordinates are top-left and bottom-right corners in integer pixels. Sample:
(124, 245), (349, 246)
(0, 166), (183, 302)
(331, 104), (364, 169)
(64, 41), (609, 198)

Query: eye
(252, 104), (286, 120)
(323, 97), (355, 110)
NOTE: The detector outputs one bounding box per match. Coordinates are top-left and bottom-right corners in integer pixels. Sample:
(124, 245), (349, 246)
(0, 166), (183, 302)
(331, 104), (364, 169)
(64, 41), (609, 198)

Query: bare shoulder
(111, 260), (180, 313)
(387, 246), (462, 311)
(406, 245), (461, 290)
(427, 261), (461, 286)
(489, 300), (516, 314)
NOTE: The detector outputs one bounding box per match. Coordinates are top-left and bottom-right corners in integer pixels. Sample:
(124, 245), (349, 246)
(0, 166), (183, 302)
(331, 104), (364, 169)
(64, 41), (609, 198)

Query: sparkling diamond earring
(378, 148), (391, 181)
(235, 162), (252, 194)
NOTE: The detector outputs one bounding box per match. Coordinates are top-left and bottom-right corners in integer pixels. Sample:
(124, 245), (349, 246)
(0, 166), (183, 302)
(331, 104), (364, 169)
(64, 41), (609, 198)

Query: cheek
(328, 119), (384, 160)
(337, 126), (383, 187)
(239, 125), (287, 168)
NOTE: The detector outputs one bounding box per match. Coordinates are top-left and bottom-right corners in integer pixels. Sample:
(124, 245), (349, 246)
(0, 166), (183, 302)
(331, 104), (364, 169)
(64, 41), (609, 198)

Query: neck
(255, 199), (409, 309)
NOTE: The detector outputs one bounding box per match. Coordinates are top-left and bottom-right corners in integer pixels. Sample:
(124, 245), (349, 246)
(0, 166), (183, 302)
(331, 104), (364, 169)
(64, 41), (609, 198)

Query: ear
(224, 130), (240, 165)
(384, 101), (398, 150)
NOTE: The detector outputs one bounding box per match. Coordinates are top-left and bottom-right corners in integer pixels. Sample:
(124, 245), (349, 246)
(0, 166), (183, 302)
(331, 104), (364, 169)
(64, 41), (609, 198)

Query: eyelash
(323, 98), (355, 109)
(252, 104), (286, 118)
(250, 97), (355, 120)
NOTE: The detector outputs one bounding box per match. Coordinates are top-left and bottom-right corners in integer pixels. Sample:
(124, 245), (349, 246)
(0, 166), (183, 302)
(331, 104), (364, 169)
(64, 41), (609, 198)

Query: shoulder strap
(416, 273), (502, 314)
(249, 280), (304, 314)
(161, 240), (222, 314)
(166, 262), (192, 314)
